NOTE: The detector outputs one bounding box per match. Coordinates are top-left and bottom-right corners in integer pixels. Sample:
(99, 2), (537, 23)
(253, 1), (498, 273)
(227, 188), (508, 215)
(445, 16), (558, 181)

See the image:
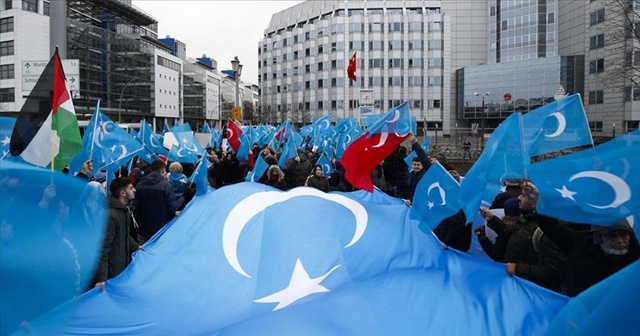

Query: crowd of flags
(1, 50), (640, 335)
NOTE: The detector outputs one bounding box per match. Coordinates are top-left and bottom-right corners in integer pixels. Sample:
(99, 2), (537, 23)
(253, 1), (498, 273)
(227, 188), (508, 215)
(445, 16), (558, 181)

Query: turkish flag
(347, 52), (357, 82)
(226, 119), (243, 153)
(341, 131), (408, 192)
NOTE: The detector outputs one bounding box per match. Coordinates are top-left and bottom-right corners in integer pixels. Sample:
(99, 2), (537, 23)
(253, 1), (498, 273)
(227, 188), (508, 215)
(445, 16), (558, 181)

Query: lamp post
(231, 56), (243, 120)
(475, 91), (490, 148)
(118, 77), (138, 123)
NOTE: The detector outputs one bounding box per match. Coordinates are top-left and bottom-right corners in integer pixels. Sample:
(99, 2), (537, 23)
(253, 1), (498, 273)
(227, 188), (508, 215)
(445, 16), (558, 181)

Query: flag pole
(89, 100), (101, 161)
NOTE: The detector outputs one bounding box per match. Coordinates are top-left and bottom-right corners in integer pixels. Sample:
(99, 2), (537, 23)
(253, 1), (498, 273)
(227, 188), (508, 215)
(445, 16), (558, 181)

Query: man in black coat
(525, 182), (640, 296)
(93, 177), (140, 291)
(134, 160), (183, 244)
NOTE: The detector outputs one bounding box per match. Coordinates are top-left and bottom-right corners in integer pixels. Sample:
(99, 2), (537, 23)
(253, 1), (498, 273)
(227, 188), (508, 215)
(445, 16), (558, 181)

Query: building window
(589, 8), (605, 26)
(0, 41), (14, 56)
(588, 90), (604, 104)
(22, 0), (37, 12)
(388, 22), (403, 32)
(589, 58), (605, 74)
(0, 17), (14, 33)
(369, 22), (383, 33)
(589, 34), (605, 50)
(588, 121), (603, 132)
(0, 88), (14, 102)
(408, 22), (422, 32)
(0, 64), (14, 79)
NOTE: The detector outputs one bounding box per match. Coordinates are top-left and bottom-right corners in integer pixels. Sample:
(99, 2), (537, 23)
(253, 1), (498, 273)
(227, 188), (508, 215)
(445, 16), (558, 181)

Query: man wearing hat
(525, 182), (640, 296)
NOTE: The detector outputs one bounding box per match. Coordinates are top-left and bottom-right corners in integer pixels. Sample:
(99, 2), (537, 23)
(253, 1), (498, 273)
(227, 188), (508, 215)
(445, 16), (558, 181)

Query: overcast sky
(133, 0), (303, 85)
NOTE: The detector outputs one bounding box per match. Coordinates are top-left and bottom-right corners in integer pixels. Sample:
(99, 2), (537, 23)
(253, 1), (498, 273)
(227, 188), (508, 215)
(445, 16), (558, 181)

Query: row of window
(262, 22), (443, 52)
(265, 98), (441, 113)
(265, 7), (441, 38)
(264, 75), (443, 92)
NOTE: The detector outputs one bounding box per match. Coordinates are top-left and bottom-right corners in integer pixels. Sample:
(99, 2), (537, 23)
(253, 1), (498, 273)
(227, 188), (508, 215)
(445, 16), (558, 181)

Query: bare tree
(598, 0), (640, 92)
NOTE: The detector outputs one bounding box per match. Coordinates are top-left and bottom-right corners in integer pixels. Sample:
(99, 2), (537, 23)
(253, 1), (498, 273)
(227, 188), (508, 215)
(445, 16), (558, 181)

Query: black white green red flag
(10, 49), (82, 170)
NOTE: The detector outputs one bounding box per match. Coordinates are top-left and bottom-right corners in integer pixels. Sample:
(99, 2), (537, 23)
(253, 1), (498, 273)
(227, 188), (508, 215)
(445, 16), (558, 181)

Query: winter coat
(306, 174), (331, 192)
(134, 171), (183, 239)
(94, 196), (139, 283)
(488, 213), (568, 292)
(434, 209), (472, 251)
(536, 214), (640, 296)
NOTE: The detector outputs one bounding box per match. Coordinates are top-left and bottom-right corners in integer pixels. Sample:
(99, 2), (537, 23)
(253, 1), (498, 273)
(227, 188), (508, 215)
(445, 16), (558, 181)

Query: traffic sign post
(22, 59), (80, 92)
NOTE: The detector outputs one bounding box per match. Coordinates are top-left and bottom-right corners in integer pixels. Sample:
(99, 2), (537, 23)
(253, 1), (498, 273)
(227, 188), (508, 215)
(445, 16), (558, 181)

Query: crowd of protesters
(68, 134), (639, 298)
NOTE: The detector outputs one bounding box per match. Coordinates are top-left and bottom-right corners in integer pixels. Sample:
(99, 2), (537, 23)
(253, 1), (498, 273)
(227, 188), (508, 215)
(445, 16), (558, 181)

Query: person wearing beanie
(480, 189), (568, 293)
(476, 197), (521, 262)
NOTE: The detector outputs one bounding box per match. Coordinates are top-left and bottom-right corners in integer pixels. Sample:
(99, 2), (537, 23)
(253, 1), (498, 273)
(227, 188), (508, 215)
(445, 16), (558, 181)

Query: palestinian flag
(10, 49), (82, 170)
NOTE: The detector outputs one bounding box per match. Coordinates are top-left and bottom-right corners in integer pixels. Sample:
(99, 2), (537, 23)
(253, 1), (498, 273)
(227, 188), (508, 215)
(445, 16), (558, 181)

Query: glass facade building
(457, 55), (584, 129)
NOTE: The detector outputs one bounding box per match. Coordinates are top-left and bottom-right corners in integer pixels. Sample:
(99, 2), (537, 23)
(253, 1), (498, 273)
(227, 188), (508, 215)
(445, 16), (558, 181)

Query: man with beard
(523, 182), (639, 296)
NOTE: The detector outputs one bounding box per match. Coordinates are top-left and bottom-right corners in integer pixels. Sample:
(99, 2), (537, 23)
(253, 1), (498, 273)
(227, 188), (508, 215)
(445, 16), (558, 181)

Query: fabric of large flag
(347, 51), (357, 81)
(404, 137), (432, 170)
(69, 104), (147, 174)
(412, 162), (461, 230)
(0, 160), (106, 336)
(529, 129), (640, 226)
(459, 113), (529, 221)
(246, 154), (269, 182)
(544, 260), (640, 336)
(10, 50), (82, 170)
(342, 102), (412, 192)
(18, 183), (567, 335)
(226, 119), (243, 153)
(0, 116), (16, 157)
(317, 154), (334, 176)
(522, 94), (593, 156)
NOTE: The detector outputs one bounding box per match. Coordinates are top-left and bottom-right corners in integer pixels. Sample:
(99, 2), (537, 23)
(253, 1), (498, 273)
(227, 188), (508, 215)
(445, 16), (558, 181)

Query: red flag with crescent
(347, 52), (357, 82)
(226, 119), (243, 153)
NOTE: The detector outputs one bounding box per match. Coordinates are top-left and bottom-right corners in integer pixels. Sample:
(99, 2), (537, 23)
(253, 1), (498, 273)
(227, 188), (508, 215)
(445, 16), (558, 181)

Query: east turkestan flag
(10, 49), (82, 170)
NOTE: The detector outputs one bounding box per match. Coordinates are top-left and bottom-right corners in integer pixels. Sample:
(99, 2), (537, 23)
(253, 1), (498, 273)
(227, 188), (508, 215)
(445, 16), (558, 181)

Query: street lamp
(231, 56), (243, 120)
(118, 77), (138, 123)
(474, 91), (490, 148)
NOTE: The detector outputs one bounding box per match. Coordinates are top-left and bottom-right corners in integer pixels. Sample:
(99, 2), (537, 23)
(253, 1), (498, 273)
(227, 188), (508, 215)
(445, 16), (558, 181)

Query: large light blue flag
(19, 183), (567, 335)
(529, 129), (640, 226)
(0, 116), (16, 157)
(1, 160), (106, 336)
(545, 260), (640, 336)
(367, 101), (411, 136)
(317, 153), (334, 176)
(405, 137), (432, 170)
(246, 154), (269, 182)
(523, 94), (593, 156)
(459, 113), (529, 221)
(412, 162), (461, 230)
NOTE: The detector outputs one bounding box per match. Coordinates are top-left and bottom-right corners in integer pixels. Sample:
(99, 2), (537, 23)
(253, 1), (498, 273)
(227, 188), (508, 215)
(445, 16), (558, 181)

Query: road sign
(22, 59), (80, 92)
(232, 106), (241, 120)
